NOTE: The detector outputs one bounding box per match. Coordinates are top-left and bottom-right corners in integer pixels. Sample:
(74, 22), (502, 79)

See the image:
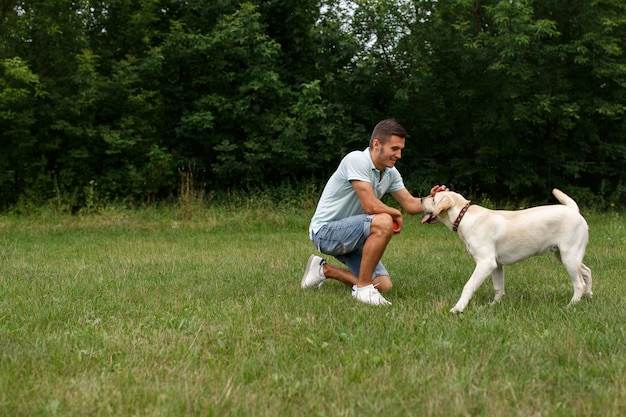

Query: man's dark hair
(369, 119), (409, 147)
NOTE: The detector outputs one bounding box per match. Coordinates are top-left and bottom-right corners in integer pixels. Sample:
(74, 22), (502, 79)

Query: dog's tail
(552, 188), (579, 211)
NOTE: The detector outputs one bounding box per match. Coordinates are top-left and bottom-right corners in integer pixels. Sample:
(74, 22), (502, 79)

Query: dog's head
(421, 191), (469, 226)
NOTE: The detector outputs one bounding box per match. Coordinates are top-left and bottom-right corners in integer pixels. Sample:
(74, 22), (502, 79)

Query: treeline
(1, 0), (625, 211)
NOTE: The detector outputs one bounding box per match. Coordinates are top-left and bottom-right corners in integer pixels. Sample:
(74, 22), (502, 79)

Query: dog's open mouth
(421, 213), (437, 224)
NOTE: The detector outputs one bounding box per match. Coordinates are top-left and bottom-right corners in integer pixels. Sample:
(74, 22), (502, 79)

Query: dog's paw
(449, 306), (463, 314)
(489, 298), (503, 306)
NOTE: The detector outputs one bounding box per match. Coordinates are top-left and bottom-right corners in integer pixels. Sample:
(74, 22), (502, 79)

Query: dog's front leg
(451, 260), (496, 313)
(490, 264), (505, 305)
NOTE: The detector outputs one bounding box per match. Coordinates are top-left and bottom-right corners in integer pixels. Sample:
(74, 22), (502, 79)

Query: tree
(0, 57), (45, 209)
(0, 0), (624, 209)
(346, 0), (626, 204)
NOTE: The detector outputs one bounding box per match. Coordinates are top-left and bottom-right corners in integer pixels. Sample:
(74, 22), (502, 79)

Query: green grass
(0, 206), (625, 416)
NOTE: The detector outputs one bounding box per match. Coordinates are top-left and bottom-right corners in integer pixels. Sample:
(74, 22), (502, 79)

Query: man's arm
(351, 180), (402, 218)
(391, 185), (448, 215)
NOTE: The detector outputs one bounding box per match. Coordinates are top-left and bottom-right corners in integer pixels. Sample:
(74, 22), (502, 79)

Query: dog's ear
(432, 194), (452, 217)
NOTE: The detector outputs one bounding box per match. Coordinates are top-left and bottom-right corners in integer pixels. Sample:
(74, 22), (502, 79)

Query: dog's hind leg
(560, 256), (586, 307)
(451, 260), (496, 313)
(490, 264), (505, 305)
(581, 263), (593, 298)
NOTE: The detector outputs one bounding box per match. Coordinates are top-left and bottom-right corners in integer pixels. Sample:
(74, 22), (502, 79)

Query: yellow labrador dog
(421, 189), (592, 313)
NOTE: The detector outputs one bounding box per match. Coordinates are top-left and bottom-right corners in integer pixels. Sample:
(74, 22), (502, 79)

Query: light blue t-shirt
(309, 148), (405, 238)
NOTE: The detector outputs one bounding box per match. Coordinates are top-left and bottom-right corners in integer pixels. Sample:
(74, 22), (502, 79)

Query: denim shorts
(312, 214), (389, 279)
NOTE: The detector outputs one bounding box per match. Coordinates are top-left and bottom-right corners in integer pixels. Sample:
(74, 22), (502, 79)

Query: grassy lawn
(0, 204), (625, 416)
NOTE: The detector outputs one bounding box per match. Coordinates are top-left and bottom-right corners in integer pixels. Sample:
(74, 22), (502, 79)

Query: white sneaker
(301, 255), (326, 289)
(352, 284), (392, 306)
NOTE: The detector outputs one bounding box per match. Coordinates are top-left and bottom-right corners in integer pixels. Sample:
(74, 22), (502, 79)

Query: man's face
(371, 135), (405, 170)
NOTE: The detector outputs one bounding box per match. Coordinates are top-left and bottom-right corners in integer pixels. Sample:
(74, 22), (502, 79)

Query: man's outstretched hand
(429, 184), (448, 196)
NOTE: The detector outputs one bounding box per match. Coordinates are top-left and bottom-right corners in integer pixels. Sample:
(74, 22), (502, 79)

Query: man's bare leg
(322, 263), (392, 293)
(319, 213), (394, 295)
(356, 214), (394, 288)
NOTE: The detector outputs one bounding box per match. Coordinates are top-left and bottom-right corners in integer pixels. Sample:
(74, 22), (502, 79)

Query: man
(302, 119), (447, 305)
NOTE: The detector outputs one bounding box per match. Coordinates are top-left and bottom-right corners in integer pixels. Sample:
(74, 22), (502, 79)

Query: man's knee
(371, 213), (394, 237)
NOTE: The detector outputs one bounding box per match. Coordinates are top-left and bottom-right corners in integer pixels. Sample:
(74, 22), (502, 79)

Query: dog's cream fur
(421, 189), (592, 313)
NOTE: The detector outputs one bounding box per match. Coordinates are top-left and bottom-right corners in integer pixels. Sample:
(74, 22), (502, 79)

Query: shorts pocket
(317, 237), (349, 256)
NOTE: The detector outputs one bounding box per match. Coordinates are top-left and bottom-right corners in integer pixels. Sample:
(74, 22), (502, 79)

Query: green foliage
(0, 0), (625, 210)
(391, 0), (626, 204)
(0, 57), (46, 209)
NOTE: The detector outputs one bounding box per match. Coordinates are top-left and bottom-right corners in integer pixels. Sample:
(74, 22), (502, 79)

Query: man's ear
(432, 195), (452, 217)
